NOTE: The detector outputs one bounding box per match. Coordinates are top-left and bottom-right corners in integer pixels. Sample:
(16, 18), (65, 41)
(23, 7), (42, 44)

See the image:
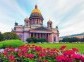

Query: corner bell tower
(47, 20), (52, 29)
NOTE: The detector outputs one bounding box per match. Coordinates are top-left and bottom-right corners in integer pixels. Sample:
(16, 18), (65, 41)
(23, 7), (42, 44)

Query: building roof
(30, 27), (52, 33)
(33, 27), (51, 31)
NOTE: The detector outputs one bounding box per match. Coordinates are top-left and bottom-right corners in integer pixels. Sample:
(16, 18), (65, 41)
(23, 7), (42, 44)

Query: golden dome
(29, 5), (44, 20)
(32, 5), (41, 14)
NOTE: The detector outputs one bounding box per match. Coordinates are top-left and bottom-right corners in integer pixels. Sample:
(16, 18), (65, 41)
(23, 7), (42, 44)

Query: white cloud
(0, 0), (84, 36)
(60, 9), (84, 36)
(0, 0), (27, 17)
(37, 0), (84, 36)
(0, 0), (28, 33)
(0, 22), (13, 33)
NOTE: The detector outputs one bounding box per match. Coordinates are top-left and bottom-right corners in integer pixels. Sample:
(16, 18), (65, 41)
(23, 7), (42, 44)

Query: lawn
(0, 40), (84, 54)
(30, 43), (84, 54)
(0, 40), (24, 48)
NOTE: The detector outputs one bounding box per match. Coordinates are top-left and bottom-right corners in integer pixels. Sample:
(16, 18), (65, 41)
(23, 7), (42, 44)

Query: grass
(0, 40), (24, 48)
(0, 40), (84, 54)
(30, 43), (84, 54)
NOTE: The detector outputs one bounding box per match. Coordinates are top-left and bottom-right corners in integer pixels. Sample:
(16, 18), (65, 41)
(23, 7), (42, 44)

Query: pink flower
(63, 50), (75, 56)
(39, 52), (46, 57)
(56, 55), (67, 61)
(35, 46), (42, 52)
(72, 53), (81, 60)
(18, 51), (23, 57)
(8, 55), (15, 62)
(44, 60), (48, 62)
(80, 55), (84, 62)
(27, 54), (34, 59)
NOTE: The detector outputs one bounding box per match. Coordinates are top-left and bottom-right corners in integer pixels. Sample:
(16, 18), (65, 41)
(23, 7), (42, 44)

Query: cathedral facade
(13, 5), (59, 42)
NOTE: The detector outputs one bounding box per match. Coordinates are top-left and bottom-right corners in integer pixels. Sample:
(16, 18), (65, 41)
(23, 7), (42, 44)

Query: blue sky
(0, 0), (84, 36)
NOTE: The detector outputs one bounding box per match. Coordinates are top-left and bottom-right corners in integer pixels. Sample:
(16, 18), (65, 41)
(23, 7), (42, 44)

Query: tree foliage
(26, 37), (47, 43)
(0, 32), (4, 41)
(37, 38), (47, 43)
(26, 37), (37, 43)
(3, 32), (20, 40)
(62, 37), (79, 43)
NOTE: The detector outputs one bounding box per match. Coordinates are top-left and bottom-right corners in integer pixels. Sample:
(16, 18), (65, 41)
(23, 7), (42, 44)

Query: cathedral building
(13, 5), (59, 42)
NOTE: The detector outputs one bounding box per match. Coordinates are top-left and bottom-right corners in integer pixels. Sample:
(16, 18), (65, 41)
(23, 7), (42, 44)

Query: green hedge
(0, 40), (24, 49)
(26, 37), (47, 43)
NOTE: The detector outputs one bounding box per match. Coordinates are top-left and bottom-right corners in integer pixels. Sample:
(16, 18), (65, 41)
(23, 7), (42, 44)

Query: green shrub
(26, 38), (33, 43)
(3, 32), (20, 40)
(37, 38), (47, 43)
(62, 37), (79, 43)
(0, 33), (4, 41)
(0, 40), (24, 48)
(26, 37), (47, 43)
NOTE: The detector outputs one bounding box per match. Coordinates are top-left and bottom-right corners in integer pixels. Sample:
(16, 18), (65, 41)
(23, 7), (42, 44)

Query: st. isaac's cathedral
(13, 5), (59, 42)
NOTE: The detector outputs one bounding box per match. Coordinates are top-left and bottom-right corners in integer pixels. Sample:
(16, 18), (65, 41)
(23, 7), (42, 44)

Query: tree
(70, 37), (79, 42)
(62, 37), (79, 43)
(62, 37), (70, 42)
(0, 32), (4, 41)
(3, 32), (20, 40)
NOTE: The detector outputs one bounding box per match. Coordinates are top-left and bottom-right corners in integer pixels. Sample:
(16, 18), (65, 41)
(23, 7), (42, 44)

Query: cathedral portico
(29, 33), (50, 41)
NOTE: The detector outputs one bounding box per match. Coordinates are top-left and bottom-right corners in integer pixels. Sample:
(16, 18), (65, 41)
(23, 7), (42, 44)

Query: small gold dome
(32, 5), (41, 14)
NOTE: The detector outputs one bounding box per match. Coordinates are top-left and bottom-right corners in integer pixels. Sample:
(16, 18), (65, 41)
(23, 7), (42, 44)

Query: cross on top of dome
(35, 5), (38, 9)
(31, 5), (41, 14)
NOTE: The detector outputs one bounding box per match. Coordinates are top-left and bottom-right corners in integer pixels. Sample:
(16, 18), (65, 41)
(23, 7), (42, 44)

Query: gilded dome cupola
(32, 5), (41, 14)
(29, 5), (44, 21)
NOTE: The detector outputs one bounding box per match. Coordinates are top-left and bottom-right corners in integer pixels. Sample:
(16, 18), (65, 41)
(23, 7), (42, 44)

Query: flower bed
(0, 44), (84, 62)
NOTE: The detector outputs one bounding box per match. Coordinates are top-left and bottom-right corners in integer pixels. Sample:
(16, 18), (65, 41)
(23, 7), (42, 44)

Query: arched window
(50, 24), (52, 28)
(54, 37), (56, 42)
(37, 19), (38, 24)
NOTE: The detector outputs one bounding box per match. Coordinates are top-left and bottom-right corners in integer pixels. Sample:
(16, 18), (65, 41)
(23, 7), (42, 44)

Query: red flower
(8, 55), (15, 62)
(72, 48), (79, 52)
(35, 46), (42, 52)
(39, 52), (46, 57)
(59, 45), (66, 50)
(44, 60), (48, 62)
(1, 44), (83, 62)
(27, 54), (34, 59)
(56, 55), (67, 61)
(18, 51), (23, 57)
(80, 55), (84, 62)
(72, 53), (81, 60)
(3, 50), (8, 57)
(63, 50), (75, 56)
